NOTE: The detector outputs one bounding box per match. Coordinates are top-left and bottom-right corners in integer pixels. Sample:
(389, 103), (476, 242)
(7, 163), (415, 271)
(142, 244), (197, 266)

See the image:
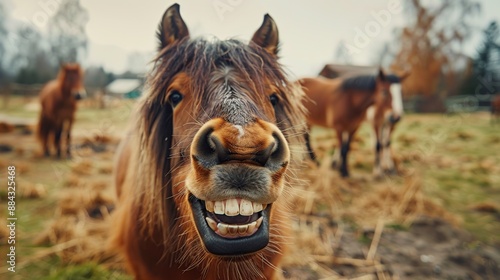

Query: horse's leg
(381, 124), (397, 174)
(332, 130), (341, 170)
(372, 123), (383, 178)
(66, 120), (73, 158)
(41, 119), (51, 157)
(338, 131), (350, 177)
(304, 126), (319, 166)
(54, 123), (63, 159)
(331, 145), (341, 169)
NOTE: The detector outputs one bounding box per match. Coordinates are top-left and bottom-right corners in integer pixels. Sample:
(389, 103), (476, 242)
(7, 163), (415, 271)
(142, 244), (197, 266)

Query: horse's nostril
(207, 136), (216, 151)
(253, 142), (275, 166)
(210, 136), (230, 163)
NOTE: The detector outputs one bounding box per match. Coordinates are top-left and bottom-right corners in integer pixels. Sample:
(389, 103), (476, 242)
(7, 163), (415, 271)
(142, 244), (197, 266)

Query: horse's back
(299, 77), (341, 128)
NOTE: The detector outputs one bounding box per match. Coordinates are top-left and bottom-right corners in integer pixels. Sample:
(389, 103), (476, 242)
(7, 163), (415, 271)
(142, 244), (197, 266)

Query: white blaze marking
(234, 125), (244, 139)
(390, 84), (404, 116)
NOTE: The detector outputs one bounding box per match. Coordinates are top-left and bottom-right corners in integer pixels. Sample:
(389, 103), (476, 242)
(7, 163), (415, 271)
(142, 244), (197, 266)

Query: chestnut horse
(111, 4), (305, 280)
(37, 63), (86, 158)
(300, 69), (392, 177)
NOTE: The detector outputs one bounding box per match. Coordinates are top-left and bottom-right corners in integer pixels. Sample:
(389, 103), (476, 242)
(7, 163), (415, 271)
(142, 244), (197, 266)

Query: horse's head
(135, 3), (304, 267)
(60, 63), (86, 100)
(373, 68), (396, 124)
(387, 71), (409, 124)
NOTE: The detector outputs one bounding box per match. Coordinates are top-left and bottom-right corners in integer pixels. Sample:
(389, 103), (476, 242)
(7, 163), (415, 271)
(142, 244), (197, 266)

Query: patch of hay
(32, 173), (120, 268)
(0, 215), (10, 244)
(70, 159), (93, 175)
(348, 176), (460, 228)
(469, 202), (499, 214)
(19, 181), (47, 199)
(97, 164), (113, 174)
(12, 161), (31, 174)
(397, 134), (417, 146)
(64, 173), (84, 188)
(454, 130), (474, 141)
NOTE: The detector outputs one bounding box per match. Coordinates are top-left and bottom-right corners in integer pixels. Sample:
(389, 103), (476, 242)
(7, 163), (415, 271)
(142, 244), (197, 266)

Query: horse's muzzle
(73, 89), (87, 100)
(186, 118), (290, 256)
(389, 114), (401, 124)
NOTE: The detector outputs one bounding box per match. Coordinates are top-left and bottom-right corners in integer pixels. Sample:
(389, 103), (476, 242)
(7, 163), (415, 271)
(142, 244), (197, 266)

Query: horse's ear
(157, 3), (189, 50)
(377, 68), (386, 82)
(251, 14), (279, 56)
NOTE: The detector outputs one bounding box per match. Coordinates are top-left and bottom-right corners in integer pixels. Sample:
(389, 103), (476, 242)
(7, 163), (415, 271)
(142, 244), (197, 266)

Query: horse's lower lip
(188, 194), (270, 256)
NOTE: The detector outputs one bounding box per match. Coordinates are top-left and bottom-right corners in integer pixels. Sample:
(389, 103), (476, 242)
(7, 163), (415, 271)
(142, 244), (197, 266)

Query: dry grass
(469, 202), (499, 214)
(29, 174), (119, 269)
(7, 110), (497, 279)
(70, 159), (93, 175)
(19, 181), (47, 199)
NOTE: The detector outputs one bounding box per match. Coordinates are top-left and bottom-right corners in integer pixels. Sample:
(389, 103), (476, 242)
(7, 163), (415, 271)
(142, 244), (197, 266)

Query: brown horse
(111, 4), (305, 280)
(37, 63), (86, 158)
(300, 69), (392, 177)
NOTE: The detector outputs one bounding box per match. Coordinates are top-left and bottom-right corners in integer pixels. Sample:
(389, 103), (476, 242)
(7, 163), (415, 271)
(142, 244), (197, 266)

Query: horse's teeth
(205, 201), (214, 213)
(238, 224), (249, 234)
(217, 223), (228, 234)
(227, 225), (238, 235)
(214, 201), (225, 214)
(225, 199), (239, 216)
(213, 220), (262, 237)
(247, 221), (257, 233)
(208, 199), (266, 216)
(253, 202), (263, 212)
(240, 199), (254, 216)
(256, 217), (263, 228)
(205, 217), (217, 231)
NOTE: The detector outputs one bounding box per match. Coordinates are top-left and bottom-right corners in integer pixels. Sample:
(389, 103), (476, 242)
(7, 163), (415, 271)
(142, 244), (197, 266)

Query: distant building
(318, 64), (377, 78)
(105, 79), (142, 99)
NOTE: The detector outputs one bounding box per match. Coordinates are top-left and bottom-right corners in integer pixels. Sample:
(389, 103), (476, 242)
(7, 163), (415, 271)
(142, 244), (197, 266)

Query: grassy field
(0, 96), (499, 279)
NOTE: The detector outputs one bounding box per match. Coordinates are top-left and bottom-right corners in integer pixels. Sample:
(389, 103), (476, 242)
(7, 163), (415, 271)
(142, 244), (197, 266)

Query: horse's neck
(350, 90), (376, 113)
(59, 79), (74, 97)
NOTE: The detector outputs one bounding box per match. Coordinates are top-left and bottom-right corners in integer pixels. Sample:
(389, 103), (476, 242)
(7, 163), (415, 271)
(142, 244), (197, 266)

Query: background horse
(366, 72), (409, 177)
(111, 4), (305, 280)
(300, 69), (392, 177)
(37, 63), (86, 158)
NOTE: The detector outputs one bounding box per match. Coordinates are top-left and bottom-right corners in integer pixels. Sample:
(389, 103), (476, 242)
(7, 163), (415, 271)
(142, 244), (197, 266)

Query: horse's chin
(188, 193), (271, 256)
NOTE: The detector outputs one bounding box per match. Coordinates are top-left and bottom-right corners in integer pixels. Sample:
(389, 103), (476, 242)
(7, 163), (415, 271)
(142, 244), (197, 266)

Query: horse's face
(142, 5), (303, 258)
(389, 83), (403, 123)
(62, 64), (86, 100)
(374, 69), (395, 123)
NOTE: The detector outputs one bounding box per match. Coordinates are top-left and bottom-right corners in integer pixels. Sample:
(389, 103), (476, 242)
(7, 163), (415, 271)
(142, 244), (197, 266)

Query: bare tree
(0, 0), (10, 85)
(14, 25), (55, 84)
(47, 0), (89, 63)
(391, 0), (480, 97)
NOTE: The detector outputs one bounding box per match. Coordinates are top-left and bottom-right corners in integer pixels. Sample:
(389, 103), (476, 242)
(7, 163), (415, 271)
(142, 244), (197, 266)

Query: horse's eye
(269, 94), (279, 106)
(169, 90), (183, 107)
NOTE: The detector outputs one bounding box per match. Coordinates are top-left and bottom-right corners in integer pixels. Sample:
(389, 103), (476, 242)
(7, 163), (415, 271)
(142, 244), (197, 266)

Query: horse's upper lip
(188, 194), (270, 256)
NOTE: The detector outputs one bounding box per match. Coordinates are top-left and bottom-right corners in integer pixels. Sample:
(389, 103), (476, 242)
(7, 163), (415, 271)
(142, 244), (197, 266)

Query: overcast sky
(8, 0), (500, 77)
